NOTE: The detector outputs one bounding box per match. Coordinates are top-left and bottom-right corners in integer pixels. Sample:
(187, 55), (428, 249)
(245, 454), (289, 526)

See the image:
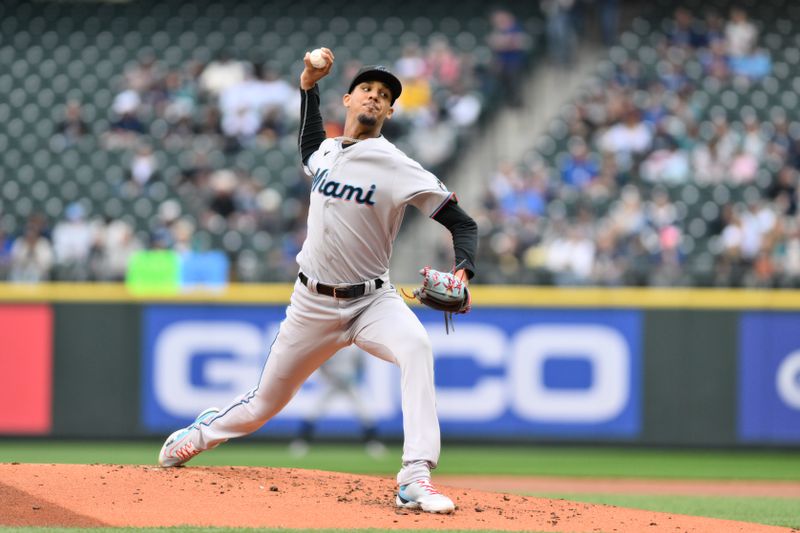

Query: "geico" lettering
(151, 321), (635, 429)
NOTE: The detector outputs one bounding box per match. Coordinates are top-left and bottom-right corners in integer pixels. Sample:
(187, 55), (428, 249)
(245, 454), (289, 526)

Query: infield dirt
(1, 463), (797, 532)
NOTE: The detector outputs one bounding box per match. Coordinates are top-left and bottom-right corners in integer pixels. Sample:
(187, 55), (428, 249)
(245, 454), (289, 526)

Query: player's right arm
(298, 48), (334, 167)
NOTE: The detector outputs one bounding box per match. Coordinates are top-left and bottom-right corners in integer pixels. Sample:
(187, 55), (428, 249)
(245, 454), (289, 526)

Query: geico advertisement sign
(740, 312), (800, 443)
(142, 306), (641, 437)
(777, 351), (800, 410)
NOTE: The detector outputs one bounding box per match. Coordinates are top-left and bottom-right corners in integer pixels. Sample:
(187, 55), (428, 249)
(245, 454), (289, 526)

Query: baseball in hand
(309, 49), (327, 68)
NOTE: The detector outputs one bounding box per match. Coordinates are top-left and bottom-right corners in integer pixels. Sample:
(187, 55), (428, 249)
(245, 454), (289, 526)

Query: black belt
(298, 272), (383, 299)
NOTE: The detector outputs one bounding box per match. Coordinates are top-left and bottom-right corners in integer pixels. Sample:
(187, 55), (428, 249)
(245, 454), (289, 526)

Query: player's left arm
(432, 199), (478, 282)
(392, 157), (478, 282)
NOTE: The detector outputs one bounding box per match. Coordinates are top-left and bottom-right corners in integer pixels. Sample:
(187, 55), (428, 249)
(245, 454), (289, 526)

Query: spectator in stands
(199, 50), (246, 96)
(143, 201), (181, 253)
(426, 38), (462, 89)
(446, 84), (482, 128)
(234, 173), (262, 222)
(725, 7), (757, 57)
(408, 103), (457, 169)
(541, 0), (577, 66)
(645, 188), (678, 229)
(9, 224), (54, 283)
(699, 39), (731, 80)
(499, 171), (547, 220)
(488, 161), (522, 206)
(769, 112), (794, 157)
(614, 59), (645, 89)
(609, 185), (646, 238)
(395, 73), (432, 119)
(97, 219), (142, 281)
(560, 138), (600, 188)
(221, 104), (261, 150)
(207, 169), (238, 222)
(711, 115), (741, 162)
(650, 224), (683, 286)
(257, 64), (297, 139)
(591, 224), (624, 285)
(488, 8), (530, 107)
(667, 7), (708, 49)
(772, 218), (800, 286)
(691, 137), (725, 184)
(395, 43), (428, 80)
(640, 135), (690, 184)
(127, 144), (160, 192)
(165, 113), (197, 145)
(656, 60), (688, 92)
(219, 64), (264, 149)
(161, 70), (198, 129)
(703, 9), (727, 47)
(596, 0), (620, 47)
(738, 201), (775, 262)
(171, 218), (196, 254)
(545, 224), (595, 285)
(106, 89), (145, 148)
(640, 88), (669, 126)
(585, 155), (619, 199)
(729, 147), (758, 184)
(768, 165), (797, 216)
(599, 107), (653, 170)
(197, 106), (223, 138)
(52, 202), (94, 280)
(741, 114), (766, 158)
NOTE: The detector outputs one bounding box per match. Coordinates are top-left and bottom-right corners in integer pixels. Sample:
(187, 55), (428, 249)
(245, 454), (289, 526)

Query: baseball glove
(403, 266), (471, 333)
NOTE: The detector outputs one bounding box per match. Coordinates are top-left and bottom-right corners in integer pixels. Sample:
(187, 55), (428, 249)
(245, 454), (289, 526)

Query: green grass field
(2, 441), (799, 531)
(532, 493), (800, 528)
(2, 440), (798, 480)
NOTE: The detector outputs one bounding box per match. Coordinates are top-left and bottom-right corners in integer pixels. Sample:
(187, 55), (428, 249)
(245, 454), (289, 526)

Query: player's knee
(396, 332), (432, 365)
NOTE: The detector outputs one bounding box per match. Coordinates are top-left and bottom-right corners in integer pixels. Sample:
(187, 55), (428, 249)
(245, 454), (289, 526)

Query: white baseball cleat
(158, 407), (220, 467)
(395, 479), (455, 513)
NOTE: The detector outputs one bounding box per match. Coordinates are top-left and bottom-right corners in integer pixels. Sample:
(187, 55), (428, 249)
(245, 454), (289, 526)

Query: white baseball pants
(189, 279), (440, 485)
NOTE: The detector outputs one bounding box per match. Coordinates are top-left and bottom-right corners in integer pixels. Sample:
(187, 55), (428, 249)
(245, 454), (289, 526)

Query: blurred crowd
(475, 6), (800, 287)
(2, 9), (533, 283)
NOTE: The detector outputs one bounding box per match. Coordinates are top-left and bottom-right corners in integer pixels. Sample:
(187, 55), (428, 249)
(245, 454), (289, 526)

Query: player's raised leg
(353, 290), (455, 513)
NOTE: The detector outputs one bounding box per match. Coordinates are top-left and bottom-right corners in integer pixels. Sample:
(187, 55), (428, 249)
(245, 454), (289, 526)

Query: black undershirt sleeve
(298, 84), (326, 165)
(432, 199), (478, 279)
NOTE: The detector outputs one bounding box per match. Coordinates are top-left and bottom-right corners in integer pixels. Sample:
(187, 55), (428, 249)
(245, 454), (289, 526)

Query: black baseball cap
(348, 65), (402, 105)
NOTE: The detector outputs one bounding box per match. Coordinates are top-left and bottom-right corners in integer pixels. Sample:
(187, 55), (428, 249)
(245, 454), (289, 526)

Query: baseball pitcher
(158, 47), (478, 514)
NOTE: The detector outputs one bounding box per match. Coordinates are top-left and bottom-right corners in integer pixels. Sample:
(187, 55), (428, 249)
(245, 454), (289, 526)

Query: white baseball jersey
(299, 136), (454, 284)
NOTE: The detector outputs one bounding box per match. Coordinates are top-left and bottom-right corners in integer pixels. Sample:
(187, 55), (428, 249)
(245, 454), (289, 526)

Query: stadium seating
(476, 0), (800, 287)
(0, 0), (543, 281)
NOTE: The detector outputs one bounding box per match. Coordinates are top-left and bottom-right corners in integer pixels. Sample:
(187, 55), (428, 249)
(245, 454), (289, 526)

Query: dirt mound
(0, 463), (794, 532)
(437, 475), (800, 498)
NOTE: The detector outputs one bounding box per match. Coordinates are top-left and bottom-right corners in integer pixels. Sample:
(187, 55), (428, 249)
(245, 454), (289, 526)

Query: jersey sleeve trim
(429, 192), (456, 218)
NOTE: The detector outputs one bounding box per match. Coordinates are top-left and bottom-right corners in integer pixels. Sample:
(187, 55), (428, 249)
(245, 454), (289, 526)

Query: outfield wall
(2, 284), (799, 446)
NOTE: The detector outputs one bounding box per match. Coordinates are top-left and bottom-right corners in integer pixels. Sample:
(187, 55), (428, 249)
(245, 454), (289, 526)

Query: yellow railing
(2, 283), (800, 309)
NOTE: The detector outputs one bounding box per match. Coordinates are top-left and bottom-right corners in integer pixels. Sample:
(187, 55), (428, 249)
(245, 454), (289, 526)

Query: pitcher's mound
(0, 463), (791, 532)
